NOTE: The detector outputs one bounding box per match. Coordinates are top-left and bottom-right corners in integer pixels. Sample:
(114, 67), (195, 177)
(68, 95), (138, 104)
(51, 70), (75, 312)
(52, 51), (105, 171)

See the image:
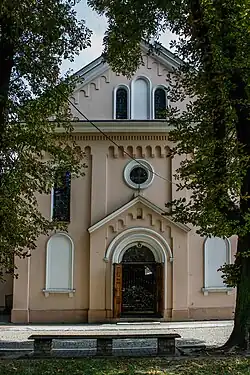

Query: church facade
(2, 43), (236, 323)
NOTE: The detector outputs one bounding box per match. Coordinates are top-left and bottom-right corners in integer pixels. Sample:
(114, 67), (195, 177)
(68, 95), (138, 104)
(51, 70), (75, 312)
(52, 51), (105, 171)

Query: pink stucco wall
(7, 51), (236, 323)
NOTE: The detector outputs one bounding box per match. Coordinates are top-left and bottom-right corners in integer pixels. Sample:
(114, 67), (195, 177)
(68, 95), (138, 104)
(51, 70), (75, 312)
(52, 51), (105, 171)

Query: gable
(88, 195), (190, 234)
(69, 42), (182, 122)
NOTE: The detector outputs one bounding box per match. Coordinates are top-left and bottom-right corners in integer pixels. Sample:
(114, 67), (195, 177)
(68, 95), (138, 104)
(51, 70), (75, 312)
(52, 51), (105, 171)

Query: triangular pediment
(72, 41), (182, 96)
(88, 195), (190, 234)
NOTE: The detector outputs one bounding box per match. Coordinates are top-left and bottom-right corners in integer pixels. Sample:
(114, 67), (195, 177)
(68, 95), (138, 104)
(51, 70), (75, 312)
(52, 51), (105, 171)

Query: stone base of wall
(171, 309), (189, 320)
(11, 307), (234, 323)
(11, 309), (29, 323)
(11, 309), (88, 323)
(188, 307), (234, 320)
(88, 309), (107, 323)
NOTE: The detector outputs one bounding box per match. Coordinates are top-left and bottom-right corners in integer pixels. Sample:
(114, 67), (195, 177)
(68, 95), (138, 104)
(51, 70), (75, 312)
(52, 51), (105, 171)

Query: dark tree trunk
(0, 28), (15, 133)
(189, 0), (250, 349)
(223, 70), (250, 349)
(0, 17), (15, 181)
(223, 236), (250, 350)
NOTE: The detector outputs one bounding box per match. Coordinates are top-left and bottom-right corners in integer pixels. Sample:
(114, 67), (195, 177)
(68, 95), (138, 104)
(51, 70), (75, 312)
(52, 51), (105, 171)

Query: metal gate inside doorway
(121, 245), (157, 316)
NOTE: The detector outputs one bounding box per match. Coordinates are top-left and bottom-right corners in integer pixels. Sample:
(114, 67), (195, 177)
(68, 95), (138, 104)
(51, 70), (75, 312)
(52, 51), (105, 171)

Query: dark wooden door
(156, 263), (164, 316)
(113, 264), (122, 318)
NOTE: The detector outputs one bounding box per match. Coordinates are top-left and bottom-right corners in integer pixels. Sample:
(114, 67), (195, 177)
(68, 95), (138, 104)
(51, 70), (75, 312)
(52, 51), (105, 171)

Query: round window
(130, 166), (148, 184)
(124, 159), (154, 189)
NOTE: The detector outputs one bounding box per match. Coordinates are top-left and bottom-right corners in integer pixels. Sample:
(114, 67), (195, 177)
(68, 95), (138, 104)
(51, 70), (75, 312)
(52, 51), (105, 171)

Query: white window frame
(43, 232), (75, 297)
(131, 75), (152, 119)
(202, 236), (234, 295)
(113, 84), (130, 119)
(152, 85), (169, 120)
(123, 159), (154, 189)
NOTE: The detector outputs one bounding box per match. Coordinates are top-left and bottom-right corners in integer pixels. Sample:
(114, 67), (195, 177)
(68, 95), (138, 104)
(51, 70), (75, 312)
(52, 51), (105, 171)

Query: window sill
(201, 287), (234, 296)
(43, 289), (75, 298)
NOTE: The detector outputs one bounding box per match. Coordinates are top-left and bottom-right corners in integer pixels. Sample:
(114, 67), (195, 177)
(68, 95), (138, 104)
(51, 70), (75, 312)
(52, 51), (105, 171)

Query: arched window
(52, 170), (71, 222)
(45, 233), (74, 291)
(203, 236), (231, 292)
(132, 77), (150, 119)
(122, 245), (155, 263)
(116, 87), (128, 119)
(154, 88), (166, 119)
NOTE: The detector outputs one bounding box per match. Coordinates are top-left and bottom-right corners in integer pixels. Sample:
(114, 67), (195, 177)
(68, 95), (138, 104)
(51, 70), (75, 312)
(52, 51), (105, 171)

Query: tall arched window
(203, 236), (231, 294)
(154, 88), (166, 119)
(116, 87), (128, 119)
(132, 77), (150, 119)
(45, 233), (74, 292)
(52, 170), (71, 222)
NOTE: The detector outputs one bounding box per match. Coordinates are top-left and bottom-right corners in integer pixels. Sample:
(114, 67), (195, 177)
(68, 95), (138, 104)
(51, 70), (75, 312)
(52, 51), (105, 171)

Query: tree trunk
(188, 0), (250, 351)
(0, 17), (15, 185)
(223, 236), (250, 350)
(0, 25), (15, 132)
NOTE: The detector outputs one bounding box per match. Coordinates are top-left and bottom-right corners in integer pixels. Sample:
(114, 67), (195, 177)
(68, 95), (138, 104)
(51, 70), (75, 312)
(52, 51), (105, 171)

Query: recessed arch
(106, 227), (172, 312)
(131, 75), (152, 119)
(45, 232), (74, 291)
(204, 236), (231, 289)
(104, 227), (173, 264)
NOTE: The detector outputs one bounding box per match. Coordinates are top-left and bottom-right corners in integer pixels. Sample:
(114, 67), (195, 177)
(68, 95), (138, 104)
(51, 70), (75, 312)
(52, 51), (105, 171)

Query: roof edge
(88, 195), (190, 234)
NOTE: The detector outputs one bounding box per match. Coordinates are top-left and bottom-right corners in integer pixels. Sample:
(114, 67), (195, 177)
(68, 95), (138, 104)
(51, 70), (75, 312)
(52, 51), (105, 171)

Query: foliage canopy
(0, 0), (91, 277)
(88, 0), (250, 348)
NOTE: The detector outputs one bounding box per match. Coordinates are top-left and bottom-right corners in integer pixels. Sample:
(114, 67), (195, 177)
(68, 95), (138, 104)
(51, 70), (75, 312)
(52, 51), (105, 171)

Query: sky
(61, 0), (176, 75)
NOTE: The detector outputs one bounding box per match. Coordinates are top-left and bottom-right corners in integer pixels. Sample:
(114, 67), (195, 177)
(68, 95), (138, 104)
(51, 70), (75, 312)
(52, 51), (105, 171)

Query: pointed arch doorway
(114, 244), (164, 318)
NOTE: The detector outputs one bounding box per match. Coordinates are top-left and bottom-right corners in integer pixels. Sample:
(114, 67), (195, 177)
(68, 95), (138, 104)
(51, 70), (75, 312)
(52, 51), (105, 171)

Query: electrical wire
(10, 48), (177, 186)
(62, 91), (177, 186)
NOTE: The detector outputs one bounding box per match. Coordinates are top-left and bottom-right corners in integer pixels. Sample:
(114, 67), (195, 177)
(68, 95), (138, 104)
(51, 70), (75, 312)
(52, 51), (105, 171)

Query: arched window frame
(152, 85), (169, 120)
(113, 84), (130, 120)
(43, 233), (75, 297)
(131, 75), (152, 120)
(202, 236), (234, 296)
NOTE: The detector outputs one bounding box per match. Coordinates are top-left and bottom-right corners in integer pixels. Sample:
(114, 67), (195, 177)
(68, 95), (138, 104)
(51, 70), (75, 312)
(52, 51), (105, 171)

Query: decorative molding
(88, 195), (190, 234)
(101, 70), (110, 83)
(74, 64), (109, 91)
(43, 289), (75, 298)
(80, 85), (90, 98)
(74, 67), (110, 100)
(105, 226), (173, 311)
(72, 41), (182, 96)
(201, 287), (234, 296)
(58, 133), (169, 142)
(106, 145), (171, 159)
(107, 229), (171, 264)
(140, 43), (182, 71)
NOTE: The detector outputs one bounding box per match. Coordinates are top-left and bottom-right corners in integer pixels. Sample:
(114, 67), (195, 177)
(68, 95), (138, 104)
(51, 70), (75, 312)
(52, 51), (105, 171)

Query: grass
(0, 357), (250, 375)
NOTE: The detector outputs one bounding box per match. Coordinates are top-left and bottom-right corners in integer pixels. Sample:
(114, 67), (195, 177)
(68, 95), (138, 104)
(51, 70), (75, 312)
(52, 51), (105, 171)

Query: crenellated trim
(88, 195), (191, 234)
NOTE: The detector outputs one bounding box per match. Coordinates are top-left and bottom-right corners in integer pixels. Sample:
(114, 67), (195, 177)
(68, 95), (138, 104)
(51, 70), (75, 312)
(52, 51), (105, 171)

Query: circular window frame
(124, 159), (154, 189)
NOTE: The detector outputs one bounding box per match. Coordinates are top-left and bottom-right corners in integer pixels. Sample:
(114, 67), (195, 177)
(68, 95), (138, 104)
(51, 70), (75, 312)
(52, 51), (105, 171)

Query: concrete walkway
(0, 320), (233, 348)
